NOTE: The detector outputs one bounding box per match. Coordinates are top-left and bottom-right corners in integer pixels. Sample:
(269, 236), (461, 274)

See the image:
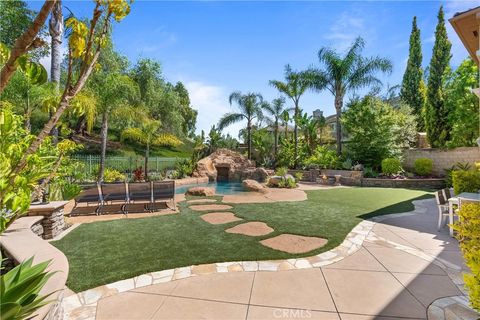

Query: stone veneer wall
(403, 147), (480, 176)
(361, 178), (445, 189)
(28, 204), (67, 239)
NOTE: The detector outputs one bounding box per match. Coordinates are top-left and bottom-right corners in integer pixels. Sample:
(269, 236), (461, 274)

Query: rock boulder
(186, 187), (216, 197)
(242, 179), (268, 193)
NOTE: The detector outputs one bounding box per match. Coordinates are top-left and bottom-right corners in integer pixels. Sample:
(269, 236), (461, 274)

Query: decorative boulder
(186, 187), (216, 197)
(242, 179), (268, 193)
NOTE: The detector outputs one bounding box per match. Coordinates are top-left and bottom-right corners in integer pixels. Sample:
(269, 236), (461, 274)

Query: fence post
(156, 157), (159, 172)
(129, 156), (133, 179)
(88, 155), (92, 178)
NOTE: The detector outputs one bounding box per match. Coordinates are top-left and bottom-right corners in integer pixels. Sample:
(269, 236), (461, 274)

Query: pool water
(175, 181), (249, 195)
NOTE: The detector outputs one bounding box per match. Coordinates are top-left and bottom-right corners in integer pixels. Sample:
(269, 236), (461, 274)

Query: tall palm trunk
(274, 119), (279, 158)
(144, 142), (149, 180)
(247, 120), (252, 160)
(49, 0), (63, 144)
(98, 111), (108, 182)
(335, 93), (343, 155)
(293, 101), (299, 168)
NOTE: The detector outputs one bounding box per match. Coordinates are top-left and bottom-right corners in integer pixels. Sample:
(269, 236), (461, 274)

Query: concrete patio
(65, 198), (476, 320)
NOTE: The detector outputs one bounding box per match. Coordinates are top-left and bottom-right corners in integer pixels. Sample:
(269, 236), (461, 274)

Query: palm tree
(309, 37), (393, 154)
(121, 119), (161, 180)
(262, 97), (290, 160)
(269, 65), (311, 167)
(280, 109), (291, 140)
(218, 91), (264, 160)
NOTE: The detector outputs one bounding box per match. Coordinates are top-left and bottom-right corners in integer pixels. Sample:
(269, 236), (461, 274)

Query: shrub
(173, 159), (195, 179)
(381, 158), (402, 176)
(275, 167), (288, 177)
(363, 167), (379, 178)
(453, 202), (480, 311)
(103, 168), (126, 182)
(0, 257), (55, 320)
(294, 172), (303, 182)
(414, 158), (433, 176)
(452, 170), (480, 195)
(278, 177), (296, 188)
(305, 146), (339, 169)
(132, 167), (144, 182)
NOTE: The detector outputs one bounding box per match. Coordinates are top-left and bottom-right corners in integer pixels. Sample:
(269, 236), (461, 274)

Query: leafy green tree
(218, 91), (264, 160)
(270, 65), (311, 167)
(280, 109), (291, 140)
(297, 111), (323, 155)
(309, 37), (393, 154)
(0, 0), (49, 61)
(262, 97), (289, 160)
(174, 81), (198, 137)
(445, 58), (479, 147)
(400, 16), (426, 130)
(342, 96), (416, 169)
(425, 6), (452, 148)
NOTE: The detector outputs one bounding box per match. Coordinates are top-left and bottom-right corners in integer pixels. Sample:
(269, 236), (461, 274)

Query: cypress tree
(400, 16), (426, 131)
(425, 6), (452, 147)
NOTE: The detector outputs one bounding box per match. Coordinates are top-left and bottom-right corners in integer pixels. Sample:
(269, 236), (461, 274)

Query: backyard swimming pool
(175, 181), (249, 195)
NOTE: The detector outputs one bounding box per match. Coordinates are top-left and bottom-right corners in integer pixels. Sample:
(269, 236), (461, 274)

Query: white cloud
(324, 12), (370, 52)
(184, 81), (245, 140)
(136, 26), (177, 54)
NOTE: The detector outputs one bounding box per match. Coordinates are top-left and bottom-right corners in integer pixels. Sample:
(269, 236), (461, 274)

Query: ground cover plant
(53, 187), (431, 292)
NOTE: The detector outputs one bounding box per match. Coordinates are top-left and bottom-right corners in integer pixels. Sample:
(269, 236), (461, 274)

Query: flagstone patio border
(61, 199), (468, 320)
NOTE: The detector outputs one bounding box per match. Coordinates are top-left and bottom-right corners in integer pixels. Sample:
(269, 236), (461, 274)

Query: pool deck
(62, 197), (477, 320)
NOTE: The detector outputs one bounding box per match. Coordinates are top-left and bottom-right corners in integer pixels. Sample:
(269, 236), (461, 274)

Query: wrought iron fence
(71, 155), (185, 180)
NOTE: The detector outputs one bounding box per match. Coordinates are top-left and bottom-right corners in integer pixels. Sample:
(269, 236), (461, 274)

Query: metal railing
(71, 155), (185, 180)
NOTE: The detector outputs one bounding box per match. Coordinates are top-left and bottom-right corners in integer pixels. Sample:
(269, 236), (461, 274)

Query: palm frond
(218, 112), (245, 130)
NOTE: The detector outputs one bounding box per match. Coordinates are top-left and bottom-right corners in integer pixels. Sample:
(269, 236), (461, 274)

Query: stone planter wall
(361, 178), (445, 189)
(403, 147), (480, 176)
(28, 201), (68, 239)
(0, 216), (69, 320)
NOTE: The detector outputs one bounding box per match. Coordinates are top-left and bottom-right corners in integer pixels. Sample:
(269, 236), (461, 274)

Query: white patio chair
(435, 190), (450, 231)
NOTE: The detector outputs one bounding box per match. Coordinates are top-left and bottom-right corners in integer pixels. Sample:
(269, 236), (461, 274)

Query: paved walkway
(67, 199), (470, 320)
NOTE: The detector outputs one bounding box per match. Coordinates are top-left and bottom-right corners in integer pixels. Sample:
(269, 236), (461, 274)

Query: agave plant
(1, 257), (56, 320)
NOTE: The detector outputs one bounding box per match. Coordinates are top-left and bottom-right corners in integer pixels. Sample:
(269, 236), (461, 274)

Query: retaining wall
(0, 216), (69, 320)
(403, 147), (480, 176)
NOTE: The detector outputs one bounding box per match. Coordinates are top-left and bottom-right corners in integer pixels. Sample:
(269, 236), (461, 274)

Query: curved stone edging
(0, 216), (69, 320)
(427, 295), (479, 320)
(62, 198), (441, 320)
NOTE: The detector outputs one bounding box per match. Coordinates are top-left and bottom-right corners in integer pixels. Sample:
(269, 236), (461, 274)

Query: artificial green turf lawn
(52, 187), (432, 292)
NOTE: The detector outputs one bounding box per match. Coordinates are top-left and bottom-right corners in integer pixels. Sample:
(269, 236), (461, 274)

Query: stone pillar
(28, 201), (68, 239)
(309, 169), (319, 182)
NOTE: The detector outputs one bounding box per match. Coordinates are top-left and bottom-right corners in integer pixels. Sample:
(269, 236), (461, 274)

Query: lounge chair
(124, 182), (152, 214)
(147, 181), (176, 212)
(70, 182), (128, 216)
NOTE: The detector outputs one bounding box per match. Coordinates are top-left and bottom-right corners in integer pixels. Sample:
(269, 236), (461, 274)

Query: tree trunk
(293, 101), (299, 168)
(49, 0), (63, 144)
(247, 121), (252, 160)
(144, 143), (149, 180)
(98, 111), (108, 182)
(335, 94), (343, 155)
(274, 119), (279, 160)
(74, 115), (86, 135)
(0, 0), (56, 93)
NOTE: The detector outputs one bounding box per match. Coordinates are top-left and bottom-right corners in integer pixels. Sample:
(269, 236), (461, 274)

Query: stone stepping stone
(200, 212), (243, 225)
(190, 204), (233, 211)
(260, 234), (328, 254)
(187, 199), (217, 204)
(225, 222), (274, 237)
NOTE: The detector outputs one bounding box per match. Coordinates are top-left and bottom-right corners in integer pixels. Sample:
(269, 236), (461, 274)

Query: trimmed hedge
(453, 202), (480, 311)
(414, 158), (433, 176)
(381, 158), (402, 175)
(452, 170), (480, 195)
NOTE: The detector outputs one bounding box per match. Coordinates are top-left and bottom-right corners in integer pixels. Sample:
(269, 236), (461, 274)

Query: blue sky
(31, 0), (478, 138)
